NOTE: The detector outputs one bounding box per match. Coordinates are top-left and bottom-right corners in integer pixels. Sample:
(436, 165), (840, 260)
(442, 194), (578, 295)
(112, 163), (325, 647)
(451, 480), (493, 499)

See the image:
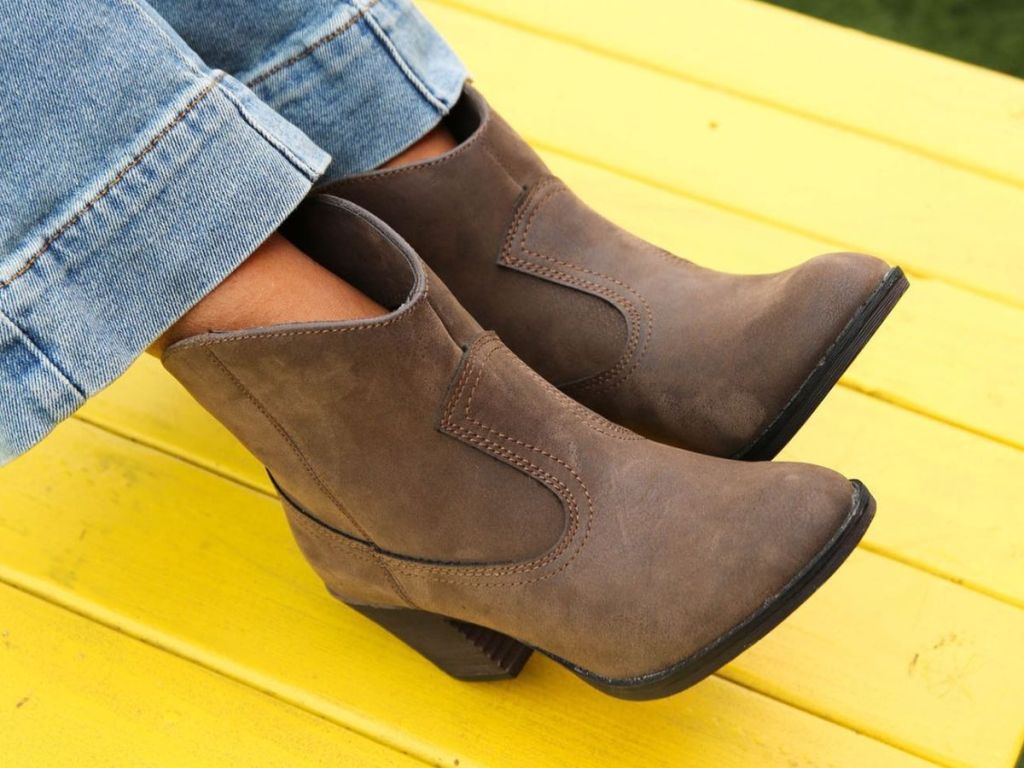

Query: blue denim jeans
(0, 0), (465, 464)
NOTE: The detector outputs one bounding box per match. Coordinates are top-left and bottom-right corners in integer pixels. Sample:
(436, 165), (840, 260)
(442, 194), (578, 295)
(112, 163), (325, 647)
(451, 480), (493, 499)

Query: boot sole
(340, 480), (875, 701)
(734, 267), (909, 461)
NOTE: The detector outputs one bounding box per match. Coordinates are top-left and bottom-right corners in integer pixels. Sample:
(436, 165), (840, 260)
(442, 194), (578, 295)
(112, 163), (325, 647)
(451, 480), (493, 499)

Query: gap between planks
(0, 581), (428, 768)
(838, 378), (1024, 455)
(0, 549), (936, 768)
(0, 570), (447, 768)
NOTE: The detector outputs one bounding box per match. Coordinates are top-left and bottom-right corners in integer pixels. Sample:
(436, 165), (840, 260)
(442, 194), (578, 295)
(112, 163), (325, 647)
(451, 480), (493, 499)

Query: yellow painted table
(2, 1), (1022, 766)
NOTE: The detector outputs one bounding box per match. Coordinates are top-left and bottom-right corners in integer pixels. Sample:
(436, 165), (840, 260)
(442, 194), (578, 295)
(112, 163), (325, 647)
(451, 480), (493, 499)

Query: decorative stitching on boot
(458, 335), (639, 441)
(517, 182), (654, 391)
(289, 436), (590, 586)
(275, 335), (598, 587)
(461, 346), (593, 509)
(498, 178), (654, 395)
(285, 500), (419, 606)
(491, 342), (642, 441)
(437, 334), (594, 583)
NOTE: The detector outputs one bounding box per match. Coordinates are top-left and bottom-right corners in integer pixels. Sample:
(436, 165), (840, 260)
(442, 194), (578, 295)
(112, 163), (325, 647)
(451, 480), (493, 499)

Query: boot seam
(162, 294), (426, 358)
(284, 335), (594, 587)
(480, 137), (524, 191)
(204, 346), (417, 607)
(290, 463), (589, 587)
(489, 343), (642, 441)
(461, 339), (640, 443)
(498, 179), (653, 395)
(436, 335), (594, 583)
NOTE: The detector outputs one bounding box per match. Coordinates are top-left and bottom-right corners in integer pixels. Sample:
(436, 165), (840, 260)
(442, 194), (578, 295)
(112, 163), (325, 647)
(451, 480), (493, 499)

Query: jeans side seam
(0, 309), (85, 400)
(0, 73), (225, 291)
(361, 2), (448, 113)
(245, 0), (382, 88)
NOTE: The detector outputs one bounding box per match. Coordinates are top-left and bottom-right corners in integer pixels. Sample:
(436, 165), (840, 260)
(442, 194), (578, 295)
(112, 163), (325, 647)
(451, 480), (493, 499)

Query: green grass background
(766, 0), (1024, 78)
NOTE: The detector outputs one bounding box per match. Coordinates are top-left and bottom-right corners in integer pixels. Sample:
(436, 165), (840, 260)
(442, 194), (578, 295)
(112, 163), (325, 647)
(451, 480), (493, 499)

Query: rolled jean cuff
(0, 73), (330, 465)
(242, 0), (468, 181)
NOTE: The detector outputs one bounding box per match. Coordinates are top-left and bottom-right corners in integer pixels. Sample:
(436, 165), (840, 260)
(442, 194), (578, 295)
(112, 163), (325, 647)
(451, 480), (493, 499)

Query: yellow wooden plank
(0, 583), (418, 768)
(79, 151), (1024, 605)
(0, 420), (945, 768)
(421, 2), (1024, 307)
(730, 550), (1024, 768)
(434, 0), (1024, 189)
(781, 387), (1024, 608)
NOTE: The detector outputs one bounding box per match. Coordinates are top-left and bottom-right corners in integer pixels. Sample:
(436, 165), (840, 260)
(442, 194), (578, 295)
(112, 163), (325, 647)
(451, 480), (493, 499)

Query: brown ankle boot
(163, 196), (875, 700)
(321, 87), (908, 460)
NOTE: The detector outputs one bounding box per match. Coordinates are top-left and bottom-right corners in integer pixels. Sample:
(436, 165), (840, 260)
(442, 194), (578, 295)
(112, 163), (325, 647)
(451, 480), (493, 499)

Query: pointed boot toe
(723, 251), (904, 460)
(548, 453), (873, 699)
(323, 87), (908, 458)
(163, 195), (875, 701)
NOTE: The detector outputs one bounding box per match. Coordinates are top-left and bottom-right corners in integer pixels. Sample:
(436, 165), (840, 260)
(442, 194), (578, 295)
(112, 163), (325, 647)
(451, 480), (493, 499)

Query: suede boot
(163, 196), (875, 700)
(322, 87), (908, 459)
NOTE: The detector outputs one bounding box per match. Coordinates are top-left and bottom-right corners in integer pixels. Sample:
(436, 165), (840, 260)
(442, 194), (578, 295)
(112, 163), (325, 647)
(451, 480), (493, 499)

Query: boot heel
(342, 599), (533, 681)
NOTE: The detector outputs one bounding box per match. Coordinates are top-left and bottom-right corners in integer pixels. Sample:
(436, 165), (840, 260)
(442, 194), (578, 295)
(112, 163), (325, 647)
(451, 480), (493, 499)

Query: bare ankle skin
(149, 233), (385, 356)
(379, 122), (457, 169)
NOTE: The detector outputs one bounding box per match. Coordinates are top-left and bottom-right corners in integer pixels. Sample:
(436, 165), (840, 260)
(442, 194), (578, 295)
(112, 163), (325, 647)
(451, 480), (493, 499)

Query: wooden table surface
(2, 1), (1022, 765)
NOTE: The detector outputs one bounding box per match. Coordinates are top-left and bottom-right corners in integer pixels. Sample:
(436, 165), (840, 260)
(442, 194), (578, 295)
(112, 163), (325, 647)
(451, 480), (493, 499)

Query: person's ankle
(379, 122), (457, 170)
(149, 233), (385, 356)
(150, 120), (458, 358)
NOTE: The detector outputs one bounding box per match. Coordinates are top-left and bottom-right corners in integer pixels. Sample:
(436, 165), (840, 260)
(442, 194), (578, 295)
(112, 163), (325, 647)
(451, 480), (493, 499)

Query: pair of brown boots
(164, 87), (908, 700)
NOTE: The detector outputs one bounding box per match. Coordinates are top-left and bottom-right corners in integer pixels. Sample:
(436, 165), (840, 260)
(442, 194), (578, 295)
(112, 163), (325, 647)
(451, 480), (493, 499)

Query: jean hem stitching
(245, 0), (382, 88)
(0, 73), (226, 291)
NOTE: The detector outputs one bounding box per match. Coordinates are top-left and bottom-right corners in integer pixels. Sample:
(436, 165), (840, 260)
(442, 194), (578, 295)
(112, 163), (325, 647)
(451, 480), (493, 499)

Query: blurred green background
(767, 0), (1024, 78)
